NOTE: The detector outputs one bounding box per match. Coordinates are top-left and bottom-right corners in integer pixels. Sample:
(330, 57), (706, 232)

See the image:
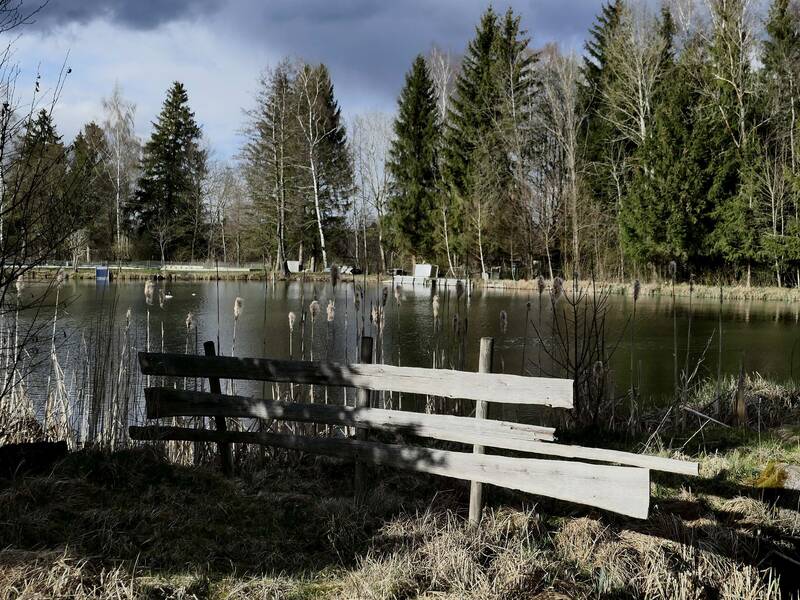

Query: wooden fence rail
(130, 337), (699, 521)
(129, 424), (651, 519)
(138, 352), (574, 408)
(142, 387), (695, 475)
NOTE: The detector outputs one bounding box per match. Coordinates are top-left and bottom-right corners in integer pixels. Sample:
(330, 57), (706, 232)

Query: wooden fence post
(469, 337), (494, 525)
(355, 336), (374, 497)
(204, 341), (233, 476)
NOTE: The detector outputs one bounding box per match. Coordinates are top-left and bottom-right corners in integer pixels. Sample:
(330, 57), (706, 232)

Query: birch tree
(101, 83), (139, 258)
(352, 112), (392, 273)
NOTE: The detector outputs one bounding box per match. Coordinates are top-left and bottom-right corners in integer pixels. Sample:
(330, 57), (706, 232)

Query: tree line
(18, 0), (800, 286)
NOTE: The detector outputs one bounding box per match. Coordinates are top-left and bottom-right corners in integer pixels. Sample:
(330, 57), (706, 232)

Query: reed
(629, 279), (640, 422)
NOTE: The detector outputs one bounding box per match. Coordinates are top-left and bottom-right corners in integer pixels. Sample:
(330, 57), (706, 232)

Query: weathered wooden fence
(129, 336), (697, 521)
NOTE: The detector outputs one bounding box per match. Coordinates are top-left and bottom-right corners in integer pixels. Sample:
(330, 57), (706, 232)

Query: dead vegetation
(0, 435), (796, 600)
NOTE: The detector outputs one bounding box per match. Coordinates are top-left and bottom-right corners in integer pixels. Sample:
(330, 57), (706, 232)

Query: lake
(15, 278), (800, 409)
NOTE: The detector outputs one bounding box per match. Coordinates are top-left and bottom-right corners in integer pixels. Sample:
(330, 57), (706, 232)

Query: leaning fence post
(203, 341), (233, 476)
(355, 336), (374, 498)
(469, 337), (494, 526)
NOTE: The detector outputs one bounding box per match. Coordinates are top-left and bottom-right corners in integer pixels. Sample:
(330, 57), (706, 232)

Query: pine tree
(294, 63), (352, 269)
(241, 60), (302, 269)
(581, 0), (626, 177)
(387, 55), (441, 259)
(622, 53), (716, 268)
(131, 82), (207, 263)
(70, 122), (114, 257)
(6, 110), (72, 258)
(442, 7), (532, 267)
(442, 7), (502, 260)
(705, 0), (760, 284)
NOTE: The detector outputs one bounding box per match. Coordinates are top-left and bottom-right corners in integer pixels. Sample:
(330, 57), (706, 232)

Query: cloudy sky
(13, 0), (607, 160)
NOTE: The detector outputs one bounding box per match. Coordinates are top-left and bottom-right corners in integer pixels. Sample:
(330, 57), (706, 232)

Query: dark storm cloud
(221, 0), (603, 108)
(27, 0), (606, 116)
(27, 0), (220, 30)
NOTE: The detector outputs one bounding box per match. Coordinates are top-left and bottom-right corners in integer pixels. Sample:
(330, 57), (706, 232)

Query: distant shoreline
(22, 266), (800, 302)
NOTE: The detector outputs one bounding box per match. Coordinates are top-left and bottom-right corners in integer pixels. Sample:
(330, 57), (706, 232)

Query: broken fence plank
(128, 425), (650, 519)
(138, 352), (573, 408)
(143, 387), (696, 475)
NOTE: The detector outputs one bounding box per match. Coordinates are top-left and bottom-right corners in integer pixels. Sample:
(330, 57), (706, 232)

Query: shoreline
(23, 266), (800, 302)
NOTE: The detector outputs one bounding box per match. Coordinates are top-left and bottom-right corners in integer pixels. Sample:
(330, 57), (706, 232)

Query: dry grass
(0, 440), (795, 599)
(484, 278), (800, 302)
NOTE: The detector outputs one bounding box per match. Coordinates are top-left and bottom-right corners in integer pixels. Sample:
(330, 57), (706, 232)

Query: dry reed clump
(0, 549), (136, 600)
(341, 507), (559, 600)
(552, 514), (779, 599)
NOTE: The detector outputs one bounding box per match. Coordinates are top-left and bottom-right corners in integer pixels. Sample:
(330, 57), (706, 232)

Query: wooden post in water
(204, 341), (233, 476)
(469, 337), (494, 525)
(355, 336), (374, 497)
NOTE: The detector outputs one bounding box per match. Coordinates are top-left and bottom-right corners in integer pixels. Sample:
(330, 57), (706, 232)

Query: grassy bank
(0, 427), (797, 599)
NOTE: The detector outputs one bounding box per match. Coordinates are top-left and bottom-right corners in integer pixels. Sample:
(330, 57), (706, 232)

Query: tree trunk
(310, 156), (328, 270)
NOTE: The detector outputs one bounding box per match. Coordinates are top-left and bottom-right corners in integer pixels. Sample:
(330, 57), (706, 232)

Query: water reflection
(17, 279), (800, 406)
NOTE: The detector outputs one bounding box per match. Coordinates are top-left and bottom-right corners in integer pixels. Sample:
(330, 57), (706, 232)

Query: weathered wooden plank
(128, 425), (650, 519)
(138, 352), (573, 408)
(143, 388), (697, 475)
(145, 387), (555, 441)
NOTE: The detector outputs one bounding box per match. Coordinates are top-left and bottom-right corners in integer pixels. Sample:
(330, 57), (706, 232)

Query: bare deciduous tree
(538, 48), (586, 273)
(351, 112), (392, 273)
(101, 82), (139, 258)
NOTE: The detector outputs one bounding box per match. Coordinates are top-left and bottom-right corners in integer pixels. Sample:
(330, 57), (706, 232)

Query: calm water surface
(20, 279), (800, 404)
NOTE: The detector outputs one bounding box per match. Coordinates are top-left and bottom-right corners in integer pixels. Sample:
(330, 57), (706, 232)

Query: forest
(14, 0), (800, 286)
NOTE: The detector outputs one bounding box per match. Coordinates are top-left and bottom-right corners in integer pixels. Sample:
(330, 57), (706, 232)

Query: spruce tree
(294, 63), (352, 269)
(581, 0), (626, 188)
(387, 55), (440, 259)
(622, 54), (715, 268)
(442, 7), (532, 265)
(70, 122), (114, 257)
(131, 82), (207, 262)
(442, 7), (501, 259)
(7, 110), (71, 258)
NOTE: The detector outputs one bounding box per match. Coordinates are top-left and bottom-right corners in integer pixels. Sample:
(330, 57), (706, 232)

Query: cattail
(234, 297), (243, 320)
(158, 288), (166, 310)
(288, 311), (296, 332)
(125, 307), (132, 327)
(354, 286), (361, 312)
(394, 284), (402, 305)
(330, 265), (340, 289)
(456, 280), (464, 301)
(668, 260), (677, 279)
(381, 287), (388, 307)
(370, 305), (378, 325)
(633, 279), (641, 303)
(326, 299), (335, 322)
(144, 280), (154, 306)
(593, 360), (604, 385)
(310, 299), (320, 322)
(452, 313), (459, 334)
(537, 275), (545, 296)
(185, 312), (194, 332)
(432, 294), (440, 320)
(689, 274), (694, 294)
(552, 276), (564, 300)
(500, 310), (508, 334)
